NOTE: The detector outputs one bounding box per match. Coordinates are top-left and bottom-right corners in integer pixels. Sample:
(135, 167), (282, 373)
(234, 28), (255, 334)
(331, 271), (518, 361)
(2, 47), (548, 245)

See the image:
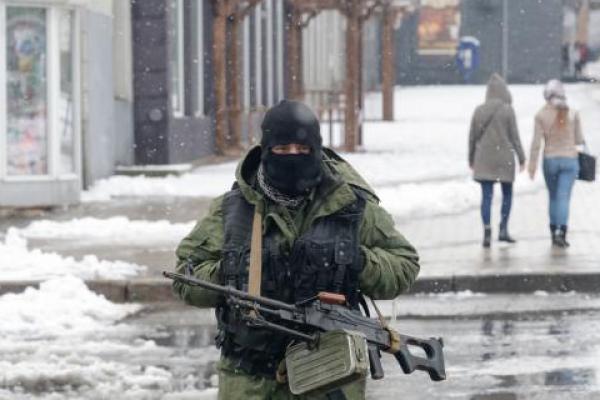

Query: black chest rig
(216, 185), (366, 376)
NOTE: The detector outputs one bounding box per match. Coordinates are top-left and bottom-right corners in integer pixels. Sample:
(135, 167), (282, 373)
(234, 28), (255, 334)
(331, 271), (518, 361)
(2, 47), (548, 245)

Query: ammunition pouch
(285, 330), (369, 395)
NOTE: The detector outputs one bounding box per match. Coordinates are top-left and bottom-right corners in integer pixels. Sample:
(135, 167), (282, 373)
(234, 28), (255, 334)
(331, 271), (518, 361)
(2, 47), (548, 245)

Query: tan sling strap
(248, 206), (262, 297)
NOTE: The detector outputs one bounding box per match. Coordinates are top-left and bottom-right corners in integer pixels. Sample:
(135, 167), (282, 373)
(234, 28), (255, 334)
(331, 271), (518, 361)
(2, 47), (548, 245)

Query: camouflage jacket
(172, 146), (420, 306)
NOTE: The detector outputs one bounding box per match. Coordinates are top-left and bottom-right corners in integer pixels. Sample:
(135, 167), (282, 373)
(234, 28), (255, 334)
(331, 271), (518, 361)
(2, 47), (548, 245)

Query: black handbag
(578, 151), (596, 182)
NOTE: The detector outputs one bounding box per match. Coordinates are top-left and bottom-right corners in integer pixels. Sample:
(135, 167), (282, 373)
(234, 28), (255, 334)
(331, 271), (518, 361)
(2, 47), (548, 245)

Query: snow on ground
(80, 83), (600, 221)
(0, 277), (218, 399)
(81, 162), (237, 202)
(16, 217), (194, 246)
(0, 229), (145, 280)
(585, 58), (600, 80)
(1, 83), (598, 399)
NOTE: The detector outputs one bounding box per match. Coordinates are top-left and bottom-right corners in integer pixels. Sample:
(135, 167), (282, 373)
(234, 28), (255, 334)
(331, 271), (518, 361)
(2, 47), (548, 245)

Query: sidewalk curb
(410, 273), (600, 294)
(2, 273), (600, 302)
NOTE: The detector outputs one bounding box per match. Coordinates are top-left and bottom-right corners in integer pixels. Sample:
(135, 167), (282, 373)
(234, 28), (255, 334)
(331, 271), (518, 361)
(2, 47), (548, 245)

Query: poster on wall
(6, 7), (48, 176)
(417, 0), (461, 56)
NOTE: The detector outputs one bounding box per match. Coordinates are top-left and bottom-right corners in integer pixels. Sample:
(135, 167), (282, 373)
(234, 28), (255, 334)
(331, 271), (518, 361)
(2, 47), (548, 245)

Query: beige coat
(469, 74), (526, 183)
(528, 104), (585, 176)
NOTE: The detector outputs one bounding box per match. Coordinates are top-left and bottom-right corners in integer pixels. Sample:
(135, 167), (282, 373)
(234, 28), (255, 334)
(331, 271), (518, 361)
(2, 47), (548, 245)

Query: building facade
(1, 0), (292, 207)
(131, 0), (288, 164)
(394, 0), (564, 84)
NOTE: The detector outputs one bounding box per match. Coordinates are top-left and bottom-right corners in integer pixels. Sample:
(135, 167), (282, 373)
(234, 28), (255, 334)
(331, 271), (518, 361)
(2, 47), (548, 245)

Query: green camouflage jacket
(173, 146), (419, 307)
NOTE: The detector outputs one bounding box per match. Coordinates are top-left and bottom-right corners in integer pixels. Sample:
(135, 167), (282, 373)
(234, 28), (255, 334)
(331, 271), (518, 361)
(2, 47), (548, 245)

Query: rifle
(163, 271), (446, 382)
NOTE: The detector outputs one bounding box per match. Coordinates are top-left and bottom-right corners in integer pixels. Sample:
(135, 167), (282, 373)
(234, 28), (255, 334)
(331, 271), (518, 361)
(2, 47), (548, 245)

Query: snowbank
(0, 229), (145, 280)
(17, 217), (194, 246)
(82, 162), (237, 202)
(0, 276), (140, 336)
(0, 278), (218, 399)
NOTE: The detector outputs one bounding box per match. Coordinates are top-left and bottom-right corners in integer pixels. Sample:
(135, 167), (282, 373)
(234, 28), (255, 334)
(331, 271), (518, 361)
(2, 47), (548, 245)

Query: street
(2, 293), (600, 399)
(1, 2), (600, 399)
(1, 83), (599, 399)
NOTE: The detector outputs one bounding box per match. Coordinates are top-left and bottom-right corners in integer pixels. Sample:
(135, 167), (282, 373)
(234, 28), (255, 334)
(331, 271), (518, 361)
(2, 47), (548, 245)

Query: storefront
(0, 1), (81, 207)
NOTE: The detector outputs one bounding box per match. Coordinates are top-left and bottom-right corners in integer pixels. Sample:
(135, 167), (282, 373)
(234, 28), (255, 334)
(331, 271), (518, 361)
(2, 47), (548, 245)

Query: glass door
(1, 4), (78, 180)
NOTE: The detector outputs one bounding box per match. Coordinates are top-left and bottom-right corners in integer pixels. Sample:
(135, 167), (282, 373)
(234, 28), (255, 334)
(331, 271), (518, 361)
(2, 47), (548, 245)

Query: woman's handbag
(578, 148), (596, 182)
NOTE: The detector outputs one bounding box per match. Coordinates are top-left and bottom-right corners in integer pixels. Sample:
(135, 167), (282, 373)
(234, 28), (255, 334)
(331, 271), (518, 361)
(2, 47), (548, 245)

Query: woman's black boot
(550, 224), (557, 244)
(498, 224), (516, 243)
(552, 226), (568, 248)
(560, 225), (570, 247)
(483, 226), (491, 248)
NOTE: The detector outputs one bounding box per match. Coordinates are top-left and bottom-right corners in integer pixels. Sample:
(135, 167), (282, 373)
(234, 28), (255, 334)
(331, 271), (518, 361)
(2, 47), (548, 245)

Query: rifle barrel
(163, 271), (298, 312)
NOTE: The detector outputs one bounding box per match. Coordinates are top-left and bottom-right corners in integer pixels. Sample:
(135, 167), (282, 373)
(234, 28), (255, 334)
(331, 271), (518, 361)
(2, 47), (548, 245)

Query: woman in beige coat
(528, 80), (586, 247)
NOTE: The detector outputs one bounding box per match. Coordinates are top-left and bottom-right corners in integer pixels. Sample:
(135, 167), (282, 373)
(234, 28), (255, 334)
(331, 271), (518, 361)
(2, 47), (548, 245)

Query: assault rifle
(163, 271), (446, 382)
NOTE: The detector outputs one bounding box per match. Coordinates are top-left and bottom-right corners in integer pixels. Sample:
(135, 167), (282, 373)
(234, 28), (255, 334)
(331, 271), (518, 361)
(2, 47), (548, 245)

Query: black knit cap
(260, 100), (322, 153)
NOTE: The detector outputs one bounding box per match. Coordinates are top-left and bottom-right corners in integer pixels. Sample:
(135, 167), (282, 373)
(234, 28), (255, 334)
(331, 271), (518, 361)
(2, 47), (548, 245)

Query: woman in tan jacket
(528, 80), (585, 247)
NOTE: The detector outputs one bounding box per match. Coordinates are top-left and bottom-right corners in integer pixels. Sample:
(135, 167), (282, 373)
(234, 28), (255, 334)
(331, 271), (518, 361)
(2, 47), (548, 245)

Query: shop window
(190, 0), (204, 116)
(169, 0), (205, 117)
(1, 5), (78, 179)
(5, 7), (49, 176)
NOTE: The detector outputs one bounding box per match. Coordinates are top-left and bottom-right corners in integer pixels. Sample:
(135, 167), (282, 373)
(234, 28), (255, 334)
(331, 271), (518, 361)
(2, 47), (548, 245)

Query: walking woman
(528, 80), (586, 248)
(469, 73), (526, 247)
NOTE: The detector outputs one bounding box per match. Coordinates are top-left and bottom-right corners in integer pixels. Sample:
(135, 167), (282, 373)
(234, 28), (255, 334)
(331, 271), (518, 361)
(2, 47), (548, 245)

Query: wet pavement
(374, 293), (600, 399)
(3, 293), (599, 399)
(398, 180), (600, 278)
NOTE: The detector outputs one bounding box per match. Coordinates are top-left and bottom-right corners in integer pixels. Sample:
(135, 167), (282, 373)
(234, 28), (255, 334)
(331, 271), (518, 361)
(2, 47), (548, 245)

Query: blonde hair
(555, 108), (569, 128)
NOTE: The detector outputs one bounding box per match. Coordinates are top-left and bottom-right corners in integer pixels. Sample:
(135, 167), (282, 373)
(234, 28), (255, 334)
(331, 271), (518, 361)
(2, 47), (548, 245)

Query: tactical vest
(215, 185), (366, 376)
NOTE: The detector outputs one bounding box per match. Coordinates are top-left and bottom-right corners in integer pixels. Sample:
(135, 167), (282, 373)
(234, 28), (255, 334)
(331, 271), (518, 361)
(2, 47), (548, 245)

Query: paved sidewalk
(1, 175), (599, 301)
(398, 177), (600, 292)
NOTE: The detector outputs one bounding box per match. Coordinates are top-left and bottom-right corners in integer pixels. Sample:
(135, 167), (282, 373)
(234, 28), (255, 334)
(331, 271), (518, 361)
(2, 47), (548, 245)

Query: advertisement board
(418, 0), (461, 56)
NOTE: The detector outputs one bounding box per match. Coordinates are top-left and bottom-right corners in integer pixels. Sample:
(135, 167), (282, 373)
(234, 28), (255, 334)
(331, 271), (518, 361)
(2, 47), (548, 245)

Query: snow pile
(379, 175), (543, 220)
(17, 217), (194, 246)
(82, 162), (237, 202)
(585, 58), (600, 80)
(0, 278), (198, 399)
(0, 229), (145, 280)
(0, 276), (140, 336)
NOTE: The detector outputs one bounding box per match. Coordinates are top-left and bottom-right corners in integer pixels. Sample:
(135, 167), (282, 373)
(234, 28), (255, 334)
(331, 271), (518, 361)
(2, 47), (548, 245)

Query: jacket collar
(234, 145), (358, 224)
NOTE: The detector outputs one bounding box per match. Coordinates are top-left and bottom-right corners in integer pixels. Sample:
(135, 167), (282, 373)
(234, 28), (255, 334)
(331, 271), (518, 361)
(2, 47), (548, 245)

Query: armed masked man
(173, 100), (420, 399)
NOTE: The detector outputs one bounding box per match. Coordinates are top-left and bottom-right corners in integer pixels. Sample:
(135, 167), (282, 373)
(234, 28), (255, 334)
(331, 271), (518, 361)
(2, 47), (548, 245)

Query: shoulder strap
(248, 207), (262, 297)
(476, 105), (502, 145)
(222, 186), (263, 297)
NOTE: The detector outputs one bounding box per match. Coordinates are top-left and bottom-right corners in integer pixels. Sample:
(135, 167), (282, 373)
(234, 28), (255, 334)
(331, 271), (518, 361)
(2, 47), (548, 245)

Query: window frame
(193, 0), (204, 117)
(169, 0), (186, 117)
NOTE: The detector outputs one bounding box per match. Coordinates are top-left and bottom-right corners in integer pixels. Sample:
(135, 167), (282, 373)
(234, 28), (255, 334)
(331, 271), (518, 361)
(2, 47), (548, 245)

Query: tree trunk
(382, 6), (396, 121)
(344, 1), (360, 152)
(227, 15), (243, 153)
(213, 1), (229, 155)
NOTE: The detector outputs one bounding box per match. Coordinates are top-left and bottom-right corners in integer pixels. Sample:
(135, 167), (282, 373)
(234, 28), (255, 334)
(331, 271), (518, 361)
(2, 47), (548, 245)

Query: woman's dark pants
(479, 181), (513, 228)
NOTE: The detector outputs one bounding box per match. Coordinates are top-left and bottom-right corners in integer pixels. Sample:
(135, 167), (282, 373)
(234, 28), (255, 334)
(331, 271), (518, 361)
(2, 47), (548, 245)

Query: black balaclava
(260, 100), (323, 196)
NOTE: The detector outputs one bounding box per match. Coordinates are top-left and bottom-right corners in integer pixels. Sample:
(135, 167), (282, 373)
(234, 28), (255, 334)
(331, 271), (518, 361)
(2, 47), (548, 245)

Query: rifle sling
(248, 206), (262, 297)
